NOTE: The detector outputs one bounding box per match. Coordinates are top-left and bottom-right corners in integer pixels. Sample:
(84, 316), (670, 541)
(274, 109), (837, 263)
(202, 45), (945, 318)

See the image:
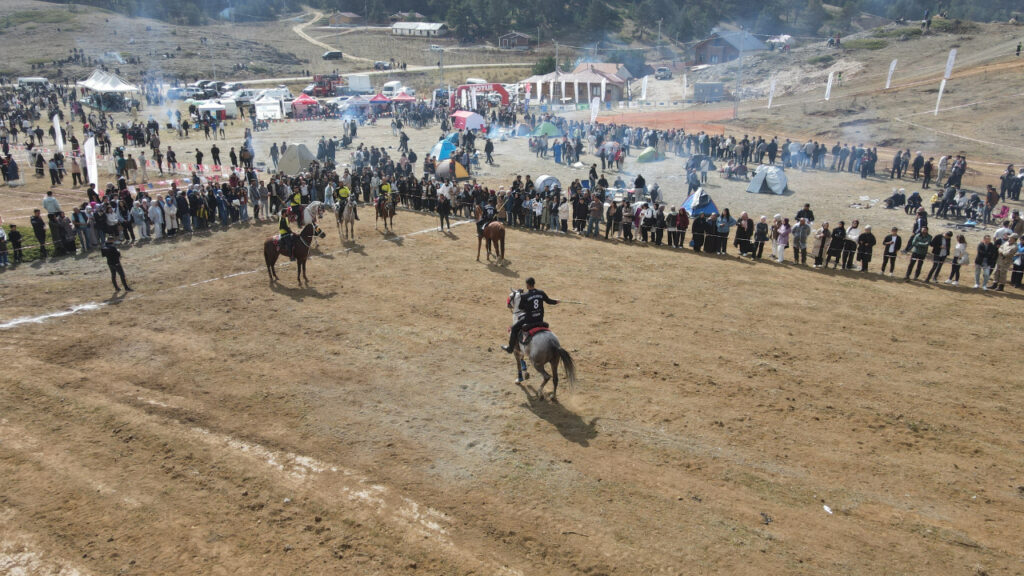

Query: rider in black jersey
(502, 277), (558, 353)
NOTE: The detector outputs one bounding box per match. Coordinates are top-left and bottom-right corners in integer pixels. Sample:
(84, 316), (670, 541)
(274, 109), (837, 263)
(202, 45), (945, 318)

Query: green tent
(637, 146), (662, 163)
(531, 121), (564, 138)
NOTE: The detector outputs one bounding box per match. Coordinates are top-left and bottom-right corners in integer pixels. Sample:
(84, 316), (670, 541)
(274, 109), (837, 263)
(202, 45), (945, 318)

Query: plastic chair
(992, 205), (1010, 221)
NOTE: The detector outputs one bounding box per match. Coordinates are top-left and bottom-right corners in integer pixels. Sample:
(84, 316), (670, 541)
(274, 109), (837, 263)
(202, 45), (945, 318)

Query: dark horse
(375, 193), (396, 233)
(264, 223), (325, 285)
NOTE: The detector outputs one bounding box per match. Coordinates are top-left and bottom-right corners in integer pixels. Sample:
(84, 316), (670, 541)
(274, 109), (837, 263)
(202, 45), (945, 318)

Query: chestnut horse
(475, 204), (506, 262)
(264, 223), (325, 285)
(375, 193), (396, 232)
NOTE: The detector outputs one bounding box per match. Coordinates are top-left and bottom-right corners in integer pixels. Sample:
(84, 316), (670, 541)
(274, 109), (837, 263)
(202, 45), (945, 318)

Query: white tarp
(746, 165), (788, 195)
(253, 96), (283, 120)
(77, 69), (139, 93)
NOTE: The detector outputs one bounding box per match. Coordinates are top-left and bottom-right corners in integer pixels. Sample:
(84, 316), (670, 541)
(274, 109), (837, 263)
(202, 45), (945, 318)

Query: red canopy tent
(290, 93), (320, 116)
(369, 93), (391, 103)
(390, 91), (416, 103)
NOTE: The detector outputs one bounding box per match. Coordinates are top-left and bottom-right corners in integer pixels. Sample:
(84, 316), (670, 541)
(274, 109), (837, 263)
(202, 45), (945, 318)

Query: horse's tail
(557, 347), (576, 388)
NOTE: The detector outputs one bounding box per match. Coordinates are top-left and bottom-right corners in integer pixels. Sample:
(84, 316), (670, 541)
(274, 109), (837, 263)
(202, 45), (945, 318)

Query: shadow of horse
(517, 382), (598, 447)
(487, 261), (518, 277)
(269, 283), (337, 301)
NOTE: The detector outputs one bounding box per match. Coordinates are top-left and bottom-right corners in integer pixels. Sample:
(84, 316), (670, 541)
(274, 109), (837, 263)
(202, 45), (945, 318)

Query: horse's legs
(534, 359), (551, 401)
(550, 357), (560, 403)
(302, 258), (309, 284)
(486, 237), (492, 261)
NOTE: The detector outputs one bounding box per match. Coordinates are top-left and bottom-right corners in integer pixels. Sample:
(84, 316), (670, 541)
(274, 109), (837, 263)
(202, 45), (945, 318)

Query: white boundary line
(0, 219), (469, 330)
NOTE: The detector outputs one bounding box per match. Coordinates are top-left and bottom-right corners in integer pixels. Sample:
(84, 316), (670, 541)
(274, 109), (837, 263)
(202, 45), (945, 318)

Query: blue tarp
(681, 188), (719, 216)
(444, 132), (460, 144)
(430, 140), (455, 160)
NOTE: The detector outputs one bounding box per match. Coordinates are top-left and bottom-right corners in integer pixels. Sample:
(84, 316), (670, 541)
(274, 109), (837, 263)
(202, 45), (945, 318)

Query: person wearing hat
(100, 235), (131, 292)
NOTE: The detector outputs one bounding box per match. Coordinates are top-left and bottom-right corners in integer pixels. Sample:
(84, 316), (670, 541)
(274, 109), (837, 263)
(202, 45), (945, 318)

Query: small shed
(499, 31), (531, 50)
(693, 28), (766, 64)
(328, 12), (361, 26)
(392, 22), (448, 37)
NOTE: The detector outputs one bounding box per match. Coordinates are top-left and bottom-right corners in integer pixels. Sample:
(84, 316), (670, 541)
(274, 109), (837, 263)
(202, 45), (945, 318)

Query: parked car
(654, 67), (672, 80)
(301, 83), (317, 96)
(167, 87), (201, 100)
(322, 50), (344, 60)
(373, 61), (392, 70)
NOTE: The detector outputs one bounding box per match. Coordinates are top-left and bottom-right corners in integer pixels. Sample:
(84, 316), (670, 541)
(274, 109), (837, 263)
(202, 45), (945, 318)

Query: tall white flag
(641, 75), (649, 100)
(682, 74), (688, 102)
(560, 79), (566, 101)
(84, 136), (98, 187)
(52, 114), (64, 153)
(944, 48), (957, 79)
(886, 59), (898, 89)
(600, 78), (607, 102)
(767, 76), (777, 108)
(573, 79), (579, 102)
(590, 97), (600, 123)
(935, 78), (947, 115)
(824, 71), (835, 101)
(548, 80), (554, 102)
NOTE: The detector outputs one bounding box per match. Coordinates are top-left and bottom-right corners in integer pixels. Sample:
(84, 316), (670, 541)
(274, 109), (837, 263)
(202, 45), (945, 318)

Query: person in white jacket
(557, 197), (571, 234)
(148, 198), (164, 239)
(945, 234), (967, 286)
(164, 194), (178, 235)
(131, 203), (149, 240)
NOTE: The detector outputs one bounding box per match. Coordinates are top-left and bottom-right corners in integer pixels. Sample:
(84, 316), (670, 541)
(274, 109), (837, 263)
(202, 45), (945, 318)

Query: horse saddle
(520, 323), (550, 347)
(274, 234), (295, 258)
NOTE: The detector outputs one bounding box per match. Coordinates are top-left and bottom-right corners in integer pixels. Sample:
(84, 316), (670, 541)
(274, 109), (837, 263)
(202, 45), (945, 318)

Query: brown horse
(375, 193), (396, 233)
(264, 223), (325, 285)
(477, 221), (506, 262)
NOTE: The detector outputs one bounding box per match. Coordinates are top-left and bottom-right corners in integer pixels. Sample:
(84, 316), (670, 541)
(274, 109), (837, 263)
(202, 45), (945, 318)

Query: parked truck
(346, 74), (373, 94)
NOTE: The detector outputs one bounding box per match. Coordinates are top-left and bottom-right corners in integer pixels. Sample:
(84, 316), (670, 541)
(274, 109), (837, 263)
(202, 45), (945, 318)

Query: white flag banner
(641, 75), (649, 100)
(935, 78), (947, 115)
(944, 48), (957, 79)
(52, 114), (64, 153)
(471, 88), (477, 109)
(824, 71), (835, 101)
(886, 59), (898, 89)
(573, 79), (579, 102)
(682, 74), (688, 101)
(548, 80), (554, 102)
(600, 77), (607, 102)
(560, 79), (566, 101)
(536, 81), (542, 101)
(767, 76), (777, 108)
(84, 136), (98, 187)
(590, 97), (600, 123)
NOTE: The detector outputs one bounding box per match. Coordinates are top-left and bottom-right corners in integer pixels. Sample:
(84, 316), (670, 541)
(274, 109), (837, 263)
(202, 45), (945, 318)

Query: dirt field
(4, 5), (1024, 574)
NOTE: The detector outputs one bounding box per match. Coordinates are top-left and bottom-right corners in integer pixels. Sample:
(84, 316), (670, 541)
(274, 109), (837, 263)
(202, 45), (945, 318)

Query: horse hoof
(516, 377), (524, 384)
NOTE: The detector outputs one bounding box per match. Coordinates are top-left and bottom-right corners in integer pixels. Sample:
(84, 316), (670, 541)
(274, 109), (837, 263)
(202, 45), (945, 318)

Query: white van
(17, 77), (50, 88)
(381, 80), (403, 98)
(258, 86), (294, 101)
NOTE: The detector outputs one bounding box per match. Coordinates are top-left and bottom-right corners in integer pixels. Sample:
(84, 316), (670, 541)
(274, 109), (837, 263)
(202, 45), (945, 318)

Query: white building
(391, 22), (449, 37)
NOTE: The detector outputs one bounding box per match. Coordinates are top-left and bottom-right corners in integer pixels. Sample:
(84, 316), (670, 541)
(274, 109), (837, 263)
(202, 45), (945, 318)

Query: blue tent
(681, 188), (719, 217)
(444, 132), (460, 145)
(430, 140), (455, 160)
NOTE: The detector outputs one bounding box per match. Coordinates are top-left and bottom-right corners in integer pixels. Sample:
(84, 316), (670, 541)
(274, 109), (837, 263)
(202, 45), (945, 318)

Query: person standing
(791, 217), (811, 264)
(905, 225), (932, 281)
(775, 218), (791, 263)
(881, 227), (902, 276)
(856, 225), (876, 272)
(924, 231), (952, 283)
(974, 235), (997, 289)
(945, 234), (967, 285)
(811, 221), (831, 268)
(30, 209), (48, 258)
(921, 157), (934, 189)
(991, 233), (1019, 291)
(8, 224), (23, 263)
(752, 216), (768, 259)
(100, 236), (131, 291)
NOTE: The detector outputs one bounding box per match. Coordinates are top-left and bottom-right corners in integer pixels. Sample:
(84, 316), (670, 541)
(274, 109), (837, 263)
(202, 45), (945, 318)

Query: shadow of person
(516, 382), (598, 447)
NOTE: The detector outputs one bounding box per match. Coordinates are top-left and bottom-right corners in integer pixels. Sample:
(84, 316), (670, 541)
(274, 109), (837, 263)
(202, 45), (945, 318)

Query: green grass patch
(3, 10), (75, 27)
(930, 18), (976, 34)
(807, 54), (834, 66)
(845, 38), (888, 50)
(26, 57), (50, 65)
(873, 27), (922, 39)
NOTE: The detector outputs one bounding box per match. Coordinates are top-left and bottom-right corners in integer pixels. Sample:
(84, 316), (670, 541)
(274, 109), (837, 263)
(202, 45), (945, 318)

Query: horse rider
(477, 198), (497, 237)
(376, 177), (394, 213)
(333, 182), (359, 220)
(278, 208), (296, 261)
(502, 277), (559, 353)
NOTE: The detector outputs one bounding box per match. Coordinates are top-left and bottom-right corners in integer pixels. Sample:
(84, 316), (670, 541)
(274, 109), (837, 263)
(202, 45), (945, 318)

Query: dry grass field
(3, 4), (1024, 575)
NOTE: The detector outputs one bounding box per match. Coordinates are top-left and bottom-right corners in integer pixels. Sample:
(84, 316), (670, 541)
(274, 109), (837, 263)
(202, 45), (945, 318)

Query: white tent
(77, 69), (139, 93)
(197, 101), (227, 120)
(253, 96), (283, 120)
(746, 165), (789, 195)
(277, 143), (317, 175)
(535, 174), (561, 193)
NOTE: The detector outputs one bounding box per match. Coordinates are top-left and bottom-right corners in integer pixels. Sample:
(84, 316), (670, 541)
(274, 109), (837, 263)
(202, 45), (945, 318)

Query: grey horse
(508, 289), (577, 402)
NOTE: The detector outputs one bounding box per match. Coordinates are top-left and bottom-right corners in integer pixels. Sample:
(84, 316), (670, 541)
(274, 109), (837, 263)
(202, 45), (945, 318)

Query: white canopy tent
(77, 69), (140, 93)
(253, 96), (284, 120)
